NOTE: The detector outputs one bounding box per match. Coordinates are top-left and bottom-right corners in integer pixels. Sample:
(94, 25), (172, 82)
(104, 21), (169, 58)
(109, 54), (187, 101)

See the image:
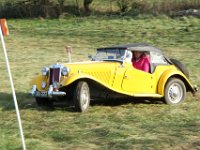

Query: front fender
(30, 75), (48, 91)
(157, 68), (194, 96)
(61, 73), (109, 88)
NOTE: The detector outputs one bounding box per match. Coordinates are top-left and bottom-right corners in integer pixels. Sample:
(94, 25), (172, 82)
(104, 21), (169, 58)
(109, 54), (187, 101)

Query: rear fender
(158, 69), (194, 96)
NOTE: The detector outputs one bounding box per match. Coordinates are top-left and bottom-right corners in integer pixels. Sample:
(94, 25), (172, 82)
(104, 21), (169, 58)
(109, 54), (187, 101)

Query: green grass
(0, 16), (200, 149)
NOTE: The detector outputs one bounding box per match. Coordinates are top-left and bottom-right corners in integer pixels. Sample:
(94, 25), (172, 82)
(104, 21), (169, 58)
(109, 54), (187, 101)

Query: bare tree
(83, 0), (93, 13)
(58, 0), (65, 14)
(117, 0), (130, 13)
(39, 0), (50, 5)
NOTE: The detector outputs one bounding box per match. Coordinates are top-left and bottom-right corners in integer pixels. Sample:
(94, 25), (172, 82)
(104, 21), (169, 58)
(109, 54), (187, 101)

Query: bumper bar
(31, 85), (66, 98)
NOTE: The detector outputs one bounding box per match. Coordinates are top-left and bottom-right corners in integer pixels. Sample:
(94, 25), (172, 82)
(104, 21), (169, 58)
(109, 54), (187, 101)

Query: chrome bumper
(194, 85), (198, 92)
(31, 85), (66, 98)
(192, 85), (198, 96)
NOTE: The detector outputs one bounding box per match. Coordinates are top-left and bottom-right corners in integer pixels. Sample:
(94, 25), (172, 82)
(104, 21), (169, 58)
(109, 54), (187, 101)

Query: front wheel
(73, 81), (90, 112)
(164, 78), (186, 105)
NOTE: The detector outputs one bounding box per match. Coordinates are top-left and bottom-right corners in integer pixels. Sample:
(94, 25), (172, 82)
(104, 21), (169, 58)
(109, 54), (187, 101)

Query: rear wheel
(36, 97), (53, 107)
(73, 81), (90, 112)
(164, 78), (186, 105)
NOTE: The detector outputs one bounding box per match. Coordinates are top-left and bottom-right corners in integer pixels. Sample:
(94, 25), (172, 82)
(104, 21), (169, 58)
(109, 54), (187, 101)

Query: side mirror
(88, 54), (95, 61)
(88, 54), (92, 59)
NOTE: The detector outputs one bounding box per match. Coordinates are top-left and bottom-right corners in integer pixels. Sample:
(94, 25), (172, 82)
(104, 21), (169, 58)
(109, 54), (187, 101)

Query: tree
(58, 0), (65, 14)
(117, 0), (130, 13)
(83, 0), (93, 13)
(39, 0), (50, 5)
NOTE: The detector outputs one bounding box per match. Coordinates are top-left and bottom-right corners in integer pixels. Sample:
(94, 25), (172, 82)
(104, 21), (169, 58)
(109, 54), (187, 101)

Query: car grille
(49, 67), (60, 85)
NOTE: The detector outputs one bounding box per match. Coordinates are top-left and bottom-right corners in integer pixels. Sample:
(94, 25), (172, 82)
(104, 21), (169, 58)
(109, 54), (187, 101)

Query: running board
(131, 93), (163, 98)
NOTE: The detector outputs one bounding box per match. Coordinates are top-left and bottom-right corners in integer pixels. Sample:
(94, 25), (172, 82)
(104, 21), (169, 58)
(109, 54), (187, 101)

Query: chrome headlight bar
(61, 66), (70, 76)
(42, 67), (49, 76)
(42, 64), (70, 76)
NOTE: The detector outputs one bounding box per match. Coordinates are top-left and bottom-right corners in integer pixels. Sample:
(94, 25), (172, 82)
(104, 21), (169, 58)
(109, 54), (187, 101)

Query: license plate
(35, 91), (48, 97)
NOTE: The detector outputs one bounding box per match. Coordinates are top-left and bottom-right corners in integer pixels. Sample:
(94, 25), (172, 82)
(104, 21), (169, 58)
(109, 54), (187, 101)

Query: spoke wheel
(164, 78), (186, 105)
(73, 81), (90, 112)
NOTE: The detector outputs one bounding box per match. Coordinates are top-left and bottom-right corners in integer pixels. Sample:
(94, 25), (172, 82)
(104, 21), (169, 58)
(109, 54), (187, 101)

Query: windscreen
(94, 49), (126, 61)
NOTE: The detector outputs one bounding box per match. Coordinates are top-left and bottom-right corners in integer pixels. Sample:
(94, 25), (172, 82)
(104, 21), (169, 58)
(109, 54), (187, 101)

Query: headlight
(62, 66), (70, 76)
(41, 81), (46, 89)
(42, 67), (49, 76)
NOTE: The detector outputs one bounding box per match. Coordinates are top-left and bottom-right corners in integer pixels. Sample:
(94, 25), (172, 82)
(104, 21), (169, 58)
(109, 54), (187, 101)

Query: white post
(65, 45), (72, 63)
(0, 26), (26, 150)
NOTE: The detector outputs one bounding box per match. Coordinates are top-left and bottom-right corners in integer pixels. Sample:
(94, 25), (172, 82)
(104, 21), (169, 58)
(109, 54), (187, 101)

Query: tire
(170, 58), (189, 78)
(164, 78), (186, 105)
(36, 97), (53, 107)
(73, 81), (90, 112)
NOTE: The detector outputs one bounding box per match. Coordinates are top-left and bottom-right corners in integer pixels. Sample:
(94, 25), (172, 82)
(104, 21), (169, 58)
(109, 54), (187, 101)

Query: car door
(121, 67), (155, 93)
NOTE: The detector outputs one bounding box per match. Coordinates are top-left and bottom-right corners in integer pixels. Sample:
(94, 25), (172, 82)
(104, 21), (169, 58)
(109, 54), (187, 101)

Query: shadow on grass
(0, 92), (165, 112)
(0, 92), (75, 112)
(90, 97), (164, 107)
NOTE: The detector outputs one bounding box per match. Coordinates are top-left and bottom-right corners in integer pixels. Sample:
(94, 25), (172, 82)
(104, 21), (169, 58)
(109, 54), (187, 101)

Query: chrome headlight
(42, 67), (49, 76)
(62, 66), (70, 76)
(41, 81), (46, 89)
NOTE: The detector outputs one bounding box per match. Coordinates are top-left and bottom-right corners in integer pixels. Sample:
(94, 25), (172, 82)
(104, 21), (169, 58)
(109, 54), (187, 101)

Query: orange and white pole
(0, 19), (9, 36)
(0, 19), (26, 150)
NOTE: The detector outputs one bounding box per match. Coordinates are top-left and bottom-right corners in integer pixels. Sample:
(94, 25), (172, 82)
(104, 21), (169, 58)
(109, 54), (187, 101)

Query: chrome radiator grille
(49, 67), (60, 85)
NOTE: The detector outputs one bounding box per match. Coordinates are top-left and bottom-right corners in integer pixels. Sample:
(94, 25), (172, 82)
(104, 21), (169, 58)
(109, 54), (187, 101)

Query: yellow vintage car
(30, 43), (197, 112)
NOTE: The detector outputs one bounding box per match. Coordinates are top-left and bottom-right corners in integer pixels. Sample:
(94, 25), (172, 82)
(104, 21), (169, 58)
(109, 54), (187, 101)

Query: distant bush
(135, 0), (200, 15)
(116, 0), (131, 13)
(127, 1), (143, 16)
(0, 0), (199, 18)
(0, 0), (60, 18)
(116, 0), (200, 17)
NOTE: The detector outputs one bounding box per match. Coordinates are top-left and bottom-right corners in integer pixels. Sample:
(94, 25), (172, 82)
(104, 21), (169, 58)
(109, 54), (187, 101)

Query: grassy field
(0, 16), (200, 149)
